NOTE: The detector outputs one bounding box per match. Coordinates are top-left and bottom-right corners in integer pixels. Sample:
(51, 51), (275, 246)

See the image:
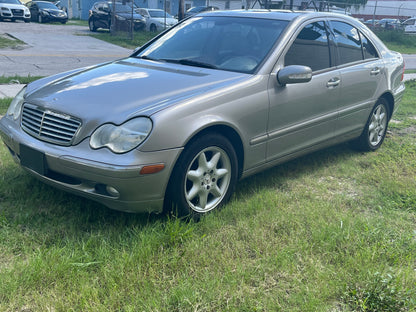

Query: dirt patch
(398, 126), (416, 136)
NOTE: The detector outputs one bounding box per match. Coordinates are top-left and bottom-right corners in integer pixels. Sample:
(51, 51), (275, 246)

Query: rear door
(329, 20), (384, 137)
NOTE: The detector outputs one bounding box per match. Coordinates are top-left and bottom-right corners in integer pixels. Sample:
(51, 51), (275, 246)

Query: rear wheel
(168, 133), (238, 219)
(353, 98), (390, 151)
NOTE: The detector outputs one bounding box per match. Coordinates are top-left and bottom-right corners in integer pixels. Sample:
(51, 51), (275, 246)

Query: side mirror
(277, 65), (312, 85)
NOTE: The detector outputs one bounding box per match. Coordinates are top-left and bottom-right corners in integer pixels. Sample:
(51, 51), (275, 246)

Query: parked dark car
(0, 10), (405, 218)
(26, 0), (67, 23)
(88, 1), (145, 32)
(184, 6), (219, 18)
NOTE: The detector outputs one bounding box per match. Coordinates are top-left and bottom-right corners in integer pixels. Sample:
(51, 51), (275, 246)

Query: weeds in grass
(343, 271), (413, 311)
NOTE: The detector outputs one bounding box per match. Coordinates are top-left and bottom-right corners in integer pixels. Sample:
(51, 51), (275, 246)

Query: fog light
(106, 186), (120, 197)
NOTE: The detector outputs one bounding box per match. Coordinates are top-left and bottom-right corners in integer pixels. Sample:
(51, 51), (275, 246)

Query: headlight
(6, 86), (26, 120)
(90, 117), (152, 153)
(1, 7), (11, 11)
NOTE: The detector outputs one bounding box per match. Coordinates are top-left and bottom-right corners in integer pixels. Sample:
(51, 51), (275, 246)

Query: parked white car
(136, 8), (177, 32)
(0, 0), (30, 22)
(402, 17), (416, 33)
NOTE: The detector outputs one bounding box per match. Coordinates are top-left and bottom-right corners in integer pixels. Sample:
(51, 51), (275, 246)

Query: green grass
(0, 34), (25, 50)
(89, 30), (160, 50)
(0, 98), (11, 115)
(0, 83), (415, 311)
(374, 30), (416, 54)
(0, 75), (43, 85)
(66, 19), (88, 27)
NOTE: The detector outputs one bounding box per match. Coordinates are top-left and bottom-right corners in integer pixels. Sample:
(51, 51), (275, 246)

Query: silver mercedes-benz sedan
(0, 10), (405, 218)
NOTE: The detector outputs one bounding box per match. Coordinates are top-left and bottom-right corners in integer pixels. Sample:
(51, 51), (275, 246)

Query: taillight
(401, 62), (405, 82)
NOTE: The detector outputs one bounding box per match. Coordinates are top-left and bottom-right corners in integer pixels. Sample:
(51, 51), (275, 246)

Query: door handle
(326, 77), (340, 88)
(370, 67), (381, 75)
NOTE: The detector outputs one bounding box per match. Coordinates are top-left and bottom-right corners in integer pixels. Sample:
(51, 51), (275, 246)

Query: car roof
(197, 9), (347, 22)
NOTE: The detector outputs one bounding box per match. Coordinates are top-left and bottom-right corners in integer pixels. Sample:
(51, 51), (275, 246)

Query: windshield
(149, 10), (172, 18)
(137, 16), (288, 74)
(37, 1), (59, 9)
(0, 0), (22, 4)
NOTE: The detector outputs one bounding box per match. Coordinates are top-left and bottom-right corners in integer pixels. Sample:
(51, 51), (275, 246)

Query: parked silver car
(0, 10), (405, 218)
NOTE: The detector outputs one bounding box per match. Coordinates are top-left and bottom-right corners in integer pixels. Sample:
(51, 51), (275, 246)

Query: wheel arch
(182, 124), (245, 179)
(379, 92), (394, 120)
(163, 124), (244, 216)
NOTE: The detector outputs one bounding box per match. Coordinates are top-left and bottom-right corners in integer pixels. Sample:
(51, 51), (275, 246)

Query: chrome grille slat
(21, 104), (81, 146)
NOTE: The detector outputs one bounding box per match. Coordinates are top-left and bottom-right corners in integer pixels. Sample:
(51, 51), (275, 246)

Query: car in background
(26, 0), (67, 23)
(376, 18), (402, 30)
(402, 17), (416, 33)
(184, 6), (219, 18)
(136, 8), (177, 32)
(88, 1), (145, 32)
(0, 11), (405, 218)
(0, 0), (30, 22)
(363, 19), (379, 29)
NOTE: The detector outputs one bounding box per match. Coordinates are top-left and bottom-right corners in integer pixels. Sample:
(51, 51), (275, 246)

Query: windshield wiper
(138, 55), (159, 61)
(161, 58), (218, 69)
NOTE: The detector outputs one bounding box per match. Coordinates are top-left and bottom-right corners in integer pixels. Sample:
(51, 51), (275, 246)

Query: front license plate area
(19, 144), (48, 176)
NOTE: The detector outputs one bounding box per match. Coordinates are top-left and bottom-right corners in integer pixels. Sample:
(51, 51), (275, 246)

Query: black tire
(167, 133), (238, 219)
(150, 24), (157, 32)
(38, 14), (43, 23)
(88, 18), (97, 32)
(353, 98), (390, 151)
(24, 19), (30, 23)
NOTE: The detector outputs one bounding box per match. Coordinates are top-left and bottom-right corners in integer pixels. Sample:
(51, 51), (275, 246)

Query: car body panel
(0, 10), (406, 213)
(26, 0), (67, 23)
(137, 8), (178, 31)
(403, 18), (416, 33)
(88, 1), (145, 31)
(0, 0), (30, 21)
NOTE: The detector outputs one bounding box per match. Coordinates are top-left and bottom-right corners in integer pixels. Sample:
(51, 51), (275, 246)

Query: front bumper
(0, 10), (30, 20)
(0, 115), (182, 213)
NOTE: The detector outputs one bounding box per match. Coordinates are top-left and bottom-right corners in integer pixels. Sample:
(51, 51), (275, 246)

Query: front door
(267, 21), (340, 161)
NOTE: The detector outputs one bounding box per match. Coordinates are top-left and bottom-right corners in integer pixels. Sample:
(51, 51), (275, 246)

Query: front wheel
(168, 133), (238, 219)
(88, 19), (97, 32)
(38, 14), (43, 23)
(353, 98), (390, 151)
(149, 24), (157, 32)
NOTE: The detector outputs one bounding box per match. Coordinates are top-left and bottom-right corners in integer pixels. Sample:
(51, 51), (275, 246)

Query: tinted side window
(360, 33), (378, 59)
(331, 21), (363, 64)
(285, 21), (331, 72)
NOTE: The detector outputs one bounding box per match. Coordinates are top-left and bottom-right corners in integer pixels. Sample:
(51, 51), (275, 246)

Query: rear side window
(360, 34), (378, 59)
(285, 21), (331, 72)
(330, 21), (379, 65)
(331, 21), (363, 64)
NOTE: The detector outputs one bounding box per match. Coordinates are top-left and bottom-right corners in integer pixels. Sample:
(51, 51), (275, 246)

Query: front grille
(11, 9), (24, 16)
(21, 103), (81, 146)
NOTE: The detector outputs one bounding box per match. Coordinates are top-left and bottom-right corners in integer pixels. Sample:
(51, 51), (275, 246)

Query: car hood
(41, 8), (66, 15)
(24, 57), (249, 140)
(2, 3), (27, 9)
